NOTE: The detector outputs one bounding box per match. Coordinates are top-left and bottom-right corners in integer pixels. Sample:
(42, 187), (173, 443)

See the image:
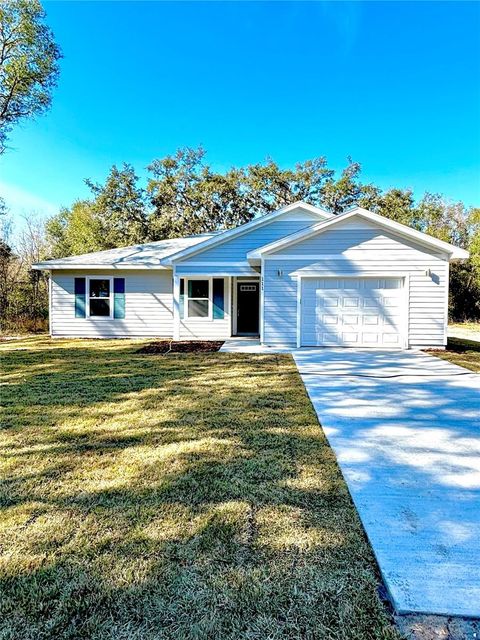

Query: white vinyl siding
(263, 223), (449, 348)
(178, 213), (319, 265)
(50, 269), (173, 338)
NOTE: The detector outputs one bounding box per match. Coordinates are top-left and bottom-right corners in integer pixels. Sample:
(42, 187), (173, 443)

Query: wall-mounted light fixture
(277, 269), (283, 277)
(424, 269), (432, 278)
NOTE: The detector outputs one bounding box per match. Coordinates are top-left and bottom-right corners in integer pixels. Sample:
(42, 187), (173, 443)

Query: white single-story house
(33, 201), (469, 348)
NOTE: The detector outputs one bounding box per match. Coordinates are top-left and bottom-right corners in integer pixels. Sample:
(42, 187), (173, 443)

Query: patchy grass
(426, 337), (480, 372)
(0, 336), (400, 640)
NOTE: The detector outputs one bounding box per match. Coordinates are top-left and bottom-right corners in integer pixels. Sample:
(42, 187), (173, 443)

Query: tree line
(1, 147), (479, 332)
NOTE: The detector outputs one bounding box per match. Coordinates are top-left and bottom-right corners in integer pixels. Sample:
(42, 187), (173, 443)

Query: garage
(300, 277), (406, 348)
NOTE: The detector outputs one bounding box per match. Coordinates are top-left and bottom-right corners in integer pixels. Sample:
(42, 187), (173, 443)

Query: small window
(89, 278), (111, 317)
(187, 279), (209, 318)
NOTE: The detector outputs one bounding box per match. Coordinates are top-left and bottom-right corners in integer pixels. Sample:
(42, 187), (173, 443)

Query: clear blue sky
(1, 1), (479, 229)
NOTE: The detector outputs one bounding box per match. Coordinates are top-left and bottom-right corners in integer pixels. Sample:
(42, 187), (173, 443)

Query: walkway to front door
(235, 281), (259, 335)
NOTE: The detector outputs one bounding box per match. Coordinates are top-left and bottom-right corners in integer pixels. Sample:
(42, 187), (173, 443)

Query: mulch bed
(137, 340), (224, 354)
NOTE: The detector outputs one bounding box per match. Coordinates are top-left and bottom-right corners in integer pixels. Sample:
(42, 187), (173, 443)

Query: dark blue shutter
(74, 277), (86, 318)
(212, 278), (225, 320)
(179, 279), (184, 319)
(113, 278), (125, 319)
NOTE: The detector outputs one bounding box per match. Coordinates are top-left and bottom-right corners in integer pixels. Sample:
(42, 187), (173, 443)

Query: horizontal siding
(179, 318), (231, 340)
(178, 215), (319, 264)
(272, 227), (444, 259)
(51, 269), (174, 338)
(263, 232), (448, 347)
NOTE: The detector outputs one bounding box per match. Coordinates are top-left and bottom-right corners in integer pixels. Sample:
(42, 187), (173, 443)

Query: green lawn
(427, 337), (480, 372)
(1, 337), (400, 640)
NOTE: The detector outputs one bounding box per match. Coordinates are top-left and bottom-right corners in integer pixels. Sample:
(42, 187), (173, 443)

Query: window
(187, 279), (209, 318)
(88, 278), (112, 317)
(179, 278), (225, 320)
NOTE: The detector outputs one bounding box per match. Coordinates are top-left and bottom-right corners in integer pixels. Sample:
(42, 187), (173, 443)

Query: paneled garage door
(301, 277), (405, 347)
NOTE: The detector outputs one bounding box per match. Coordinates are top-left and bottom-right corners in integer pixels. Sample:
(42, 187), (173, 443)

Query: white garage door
(301, 277), (405, 347)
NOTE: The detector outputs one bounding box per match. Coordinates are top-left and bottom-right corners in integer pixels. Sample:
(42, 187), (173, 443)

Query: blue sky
(1, 1), (479, 229)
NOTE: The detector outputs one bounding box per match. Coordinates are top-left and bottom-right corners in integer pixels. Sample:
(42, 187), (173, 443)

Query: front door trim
(233, 277), (260, 336)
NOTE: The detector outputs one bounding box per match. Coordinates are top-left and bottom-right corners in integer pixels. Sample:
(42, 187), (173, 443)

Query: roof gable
(247, 207), (469, 261)
(162, 201), (332, 265)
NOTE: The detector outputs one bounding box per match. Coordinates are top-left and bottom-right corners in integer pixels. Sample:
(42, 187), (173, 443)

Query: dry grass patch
(0, 336), (401, 639)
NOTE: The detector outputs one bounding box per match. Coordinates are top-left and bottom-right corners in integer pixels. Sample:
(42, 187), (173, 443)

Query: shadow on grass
(0, 337), (401, 640)
(447, 336), (480, 352)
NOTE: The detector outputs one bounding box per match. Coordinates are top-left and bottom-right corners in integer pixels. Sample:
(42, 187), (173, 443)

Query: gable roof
(161, 201), (332, 265)
(246, 207), (469, 261)
(32, 233), (220, 270)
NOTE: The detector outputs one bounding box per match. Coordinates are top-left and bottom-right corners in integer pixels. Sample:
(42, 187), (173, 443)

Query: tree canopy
(46, 164), (149, 258)
(0, 0), (61, 153)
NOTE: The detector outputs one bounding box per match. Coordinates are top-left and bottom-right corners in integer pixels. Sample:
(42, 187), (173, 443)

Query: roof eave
(32, 262), (171, 271)
(247, 207), (470, 261)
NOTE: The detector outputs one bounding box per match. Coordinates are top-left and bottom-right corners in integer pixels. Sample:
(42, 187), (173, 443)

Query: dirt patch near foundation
(137, 340), (224, 354)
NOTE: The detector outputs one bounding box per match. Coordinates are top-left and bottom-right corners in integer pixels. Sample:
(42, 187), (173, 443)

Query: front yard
(0, 337), (400, 639)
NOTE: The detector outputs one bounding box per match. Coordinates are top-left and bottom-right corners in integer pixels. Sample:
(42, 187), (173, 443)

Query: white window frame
(184, 277), (213, 321)
(86, 276), (114, 319)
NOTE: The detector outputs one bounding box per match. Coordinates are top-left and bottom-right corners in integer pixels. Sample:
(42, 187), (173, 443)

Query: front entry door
(236, 282), (260, 335)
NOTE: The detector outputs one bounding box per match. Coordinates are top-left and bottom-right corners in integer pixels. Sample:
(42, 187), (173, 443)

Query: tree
(86, 164), (150, 247)
(320, 160), (364, 214)
(46, 165), (149, 257)
(358, 186), (417, 226)
(1, 214), (50, 331)
(147, 147), (251, 238)
(449, 206), (480, 321)
(45, 200), (100, 258)
(242, 156), (335, 214)
(147, 147), (368, 237)
(0, 0), (61, 153)
(0, 237), (17, 329)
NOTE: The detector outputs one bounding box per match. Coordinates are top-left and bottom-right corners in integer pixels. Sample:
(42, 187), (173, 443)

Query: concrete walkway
(220, 338), (291, 353)
(293, 349), (480, 617)
(448, 326), (480, 343)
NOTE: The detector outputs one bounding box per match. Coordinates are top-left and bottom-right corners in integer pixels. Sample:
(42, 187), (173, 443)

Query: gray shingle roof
(33, 233), (220, 269)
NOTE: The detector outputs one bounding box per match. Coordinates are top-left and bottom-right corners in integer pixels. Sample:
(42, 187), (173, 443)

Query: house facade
(33, 202), (468, 348)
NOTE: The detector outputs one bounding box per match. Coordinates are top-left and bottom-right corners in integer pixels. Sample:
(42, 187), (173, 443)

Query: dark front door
(236, 282), (260, 335)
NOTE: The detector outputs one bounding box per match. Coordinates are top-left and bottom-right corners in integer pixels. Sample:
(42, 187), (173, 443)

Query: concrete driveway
(293, 349), (480, 618)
